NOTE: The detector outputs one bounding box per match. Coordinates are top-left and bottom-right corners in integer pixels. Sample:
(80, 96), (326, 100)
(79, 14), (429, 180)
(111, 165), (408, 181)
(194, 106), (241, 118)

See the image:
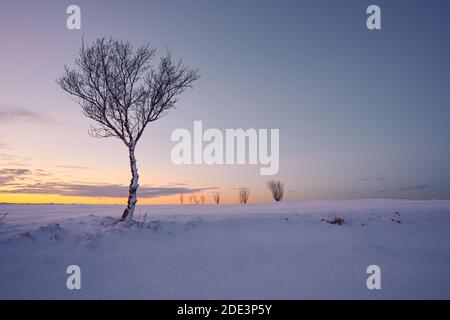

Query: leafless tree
(200, 194), (206, 204)
(189, 194), (193, 204)
(179, 194), (184, 205)
(57, 38), (199, 224)
(239, 188), (249, 204)
(192, 194), (199, 205)
(212, 192), (221, 205)
(267, 180), (284, 201)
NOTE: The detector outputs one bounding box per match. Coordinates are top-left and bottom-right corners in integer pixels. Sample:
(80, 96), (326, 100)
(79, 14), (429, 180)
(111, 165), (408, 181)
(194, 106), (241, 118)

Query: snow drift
(0, 199), (449, 299)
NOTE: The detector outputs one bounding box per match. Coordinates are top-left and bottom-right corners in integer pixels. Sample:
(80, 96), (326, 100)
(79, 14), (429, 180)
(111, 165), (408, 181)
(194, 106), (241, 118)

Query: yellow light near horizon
(0, 191), (268, 205)
(0, 193), (126, 205)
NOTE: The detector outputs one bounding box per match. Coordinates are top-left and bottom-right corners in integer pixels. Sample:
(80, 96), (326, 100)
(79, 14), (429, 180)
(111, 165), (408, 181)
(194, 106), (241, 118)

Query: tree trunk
(121, 145), (139, 224)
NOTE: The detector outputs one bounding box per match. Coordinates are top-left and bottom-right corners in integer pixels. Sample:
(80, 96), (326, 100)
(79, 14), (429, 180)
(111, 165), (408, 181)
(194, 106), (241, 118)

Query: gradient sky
(1, 0), (450, 204)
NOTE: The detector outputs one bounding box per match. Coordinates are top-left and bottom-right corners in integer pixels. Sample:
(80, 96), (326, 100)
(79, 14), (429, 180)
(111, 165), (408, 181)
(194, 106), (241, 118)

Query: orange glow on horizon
(0, 191), (270, 205)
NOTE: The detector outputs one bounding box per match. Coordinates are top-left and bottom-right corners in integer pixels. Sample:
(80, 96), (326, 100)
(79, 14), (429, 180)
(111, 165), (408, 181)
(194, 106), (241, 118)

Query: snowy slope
(0, 199), (449, 299)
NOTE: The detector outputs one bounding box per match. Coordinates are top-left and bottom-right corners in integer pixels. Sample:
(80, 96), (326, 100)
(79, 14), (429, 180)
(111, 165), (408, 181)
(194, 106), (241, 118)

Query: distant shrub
(193, 195), (200, 205)
(213, 192), (221, 205)
(267, 180), (284, 202)
(239, 188), (250, 204)
(322, 216), (345, 225)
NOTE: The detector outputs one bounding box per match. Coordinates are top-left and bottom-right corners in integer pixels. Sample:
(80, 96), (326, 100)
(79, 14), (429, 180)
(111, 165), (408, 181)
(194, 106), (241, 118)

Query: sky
(0, 0), (450, 204)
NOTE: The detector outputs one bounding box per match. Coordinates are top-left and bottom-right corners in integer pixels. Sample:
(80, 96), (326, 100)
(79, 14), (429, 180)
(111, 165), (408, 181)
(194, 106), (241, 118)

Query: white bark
(122, 144), (139, 224)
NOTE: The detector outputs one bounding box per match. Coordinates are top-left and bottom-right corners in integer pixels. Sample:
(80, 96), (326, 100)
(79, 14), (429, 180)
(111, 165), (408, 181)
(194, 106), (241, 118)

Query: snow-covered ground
(0, 199), (449, 299)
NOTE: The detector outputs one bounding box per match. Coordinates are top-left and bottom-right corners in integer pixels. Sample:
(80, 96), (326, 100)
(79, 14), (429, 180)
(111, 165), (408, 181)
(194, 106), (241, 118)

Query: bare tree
(57, 38), (199, 224)
(212, 192), (221, 205)
(267, 180), (284, 202)
(200, 194), (206, 204)
(192, 194), (199, 205)
(239, 188), (249, 204)
(179, 194), (184, 205)
(189, 194), (193, 204)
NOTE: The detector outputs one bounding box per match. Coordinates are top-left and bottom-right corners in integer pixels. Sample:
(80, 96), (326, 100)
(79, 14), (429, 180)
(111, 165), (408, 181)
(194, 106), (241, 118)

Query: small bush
(267, 180), (284, 202)
(239, 188), (249, 204)
(213, 192), (221, 205)
(323, 216), (345, 225)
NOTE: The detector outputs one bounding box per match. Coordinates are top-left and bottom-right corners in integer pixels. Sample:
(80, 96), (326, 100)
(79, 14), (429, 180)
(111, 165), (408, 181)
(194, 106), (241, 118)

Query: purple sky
(1, 0), (450, 203)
